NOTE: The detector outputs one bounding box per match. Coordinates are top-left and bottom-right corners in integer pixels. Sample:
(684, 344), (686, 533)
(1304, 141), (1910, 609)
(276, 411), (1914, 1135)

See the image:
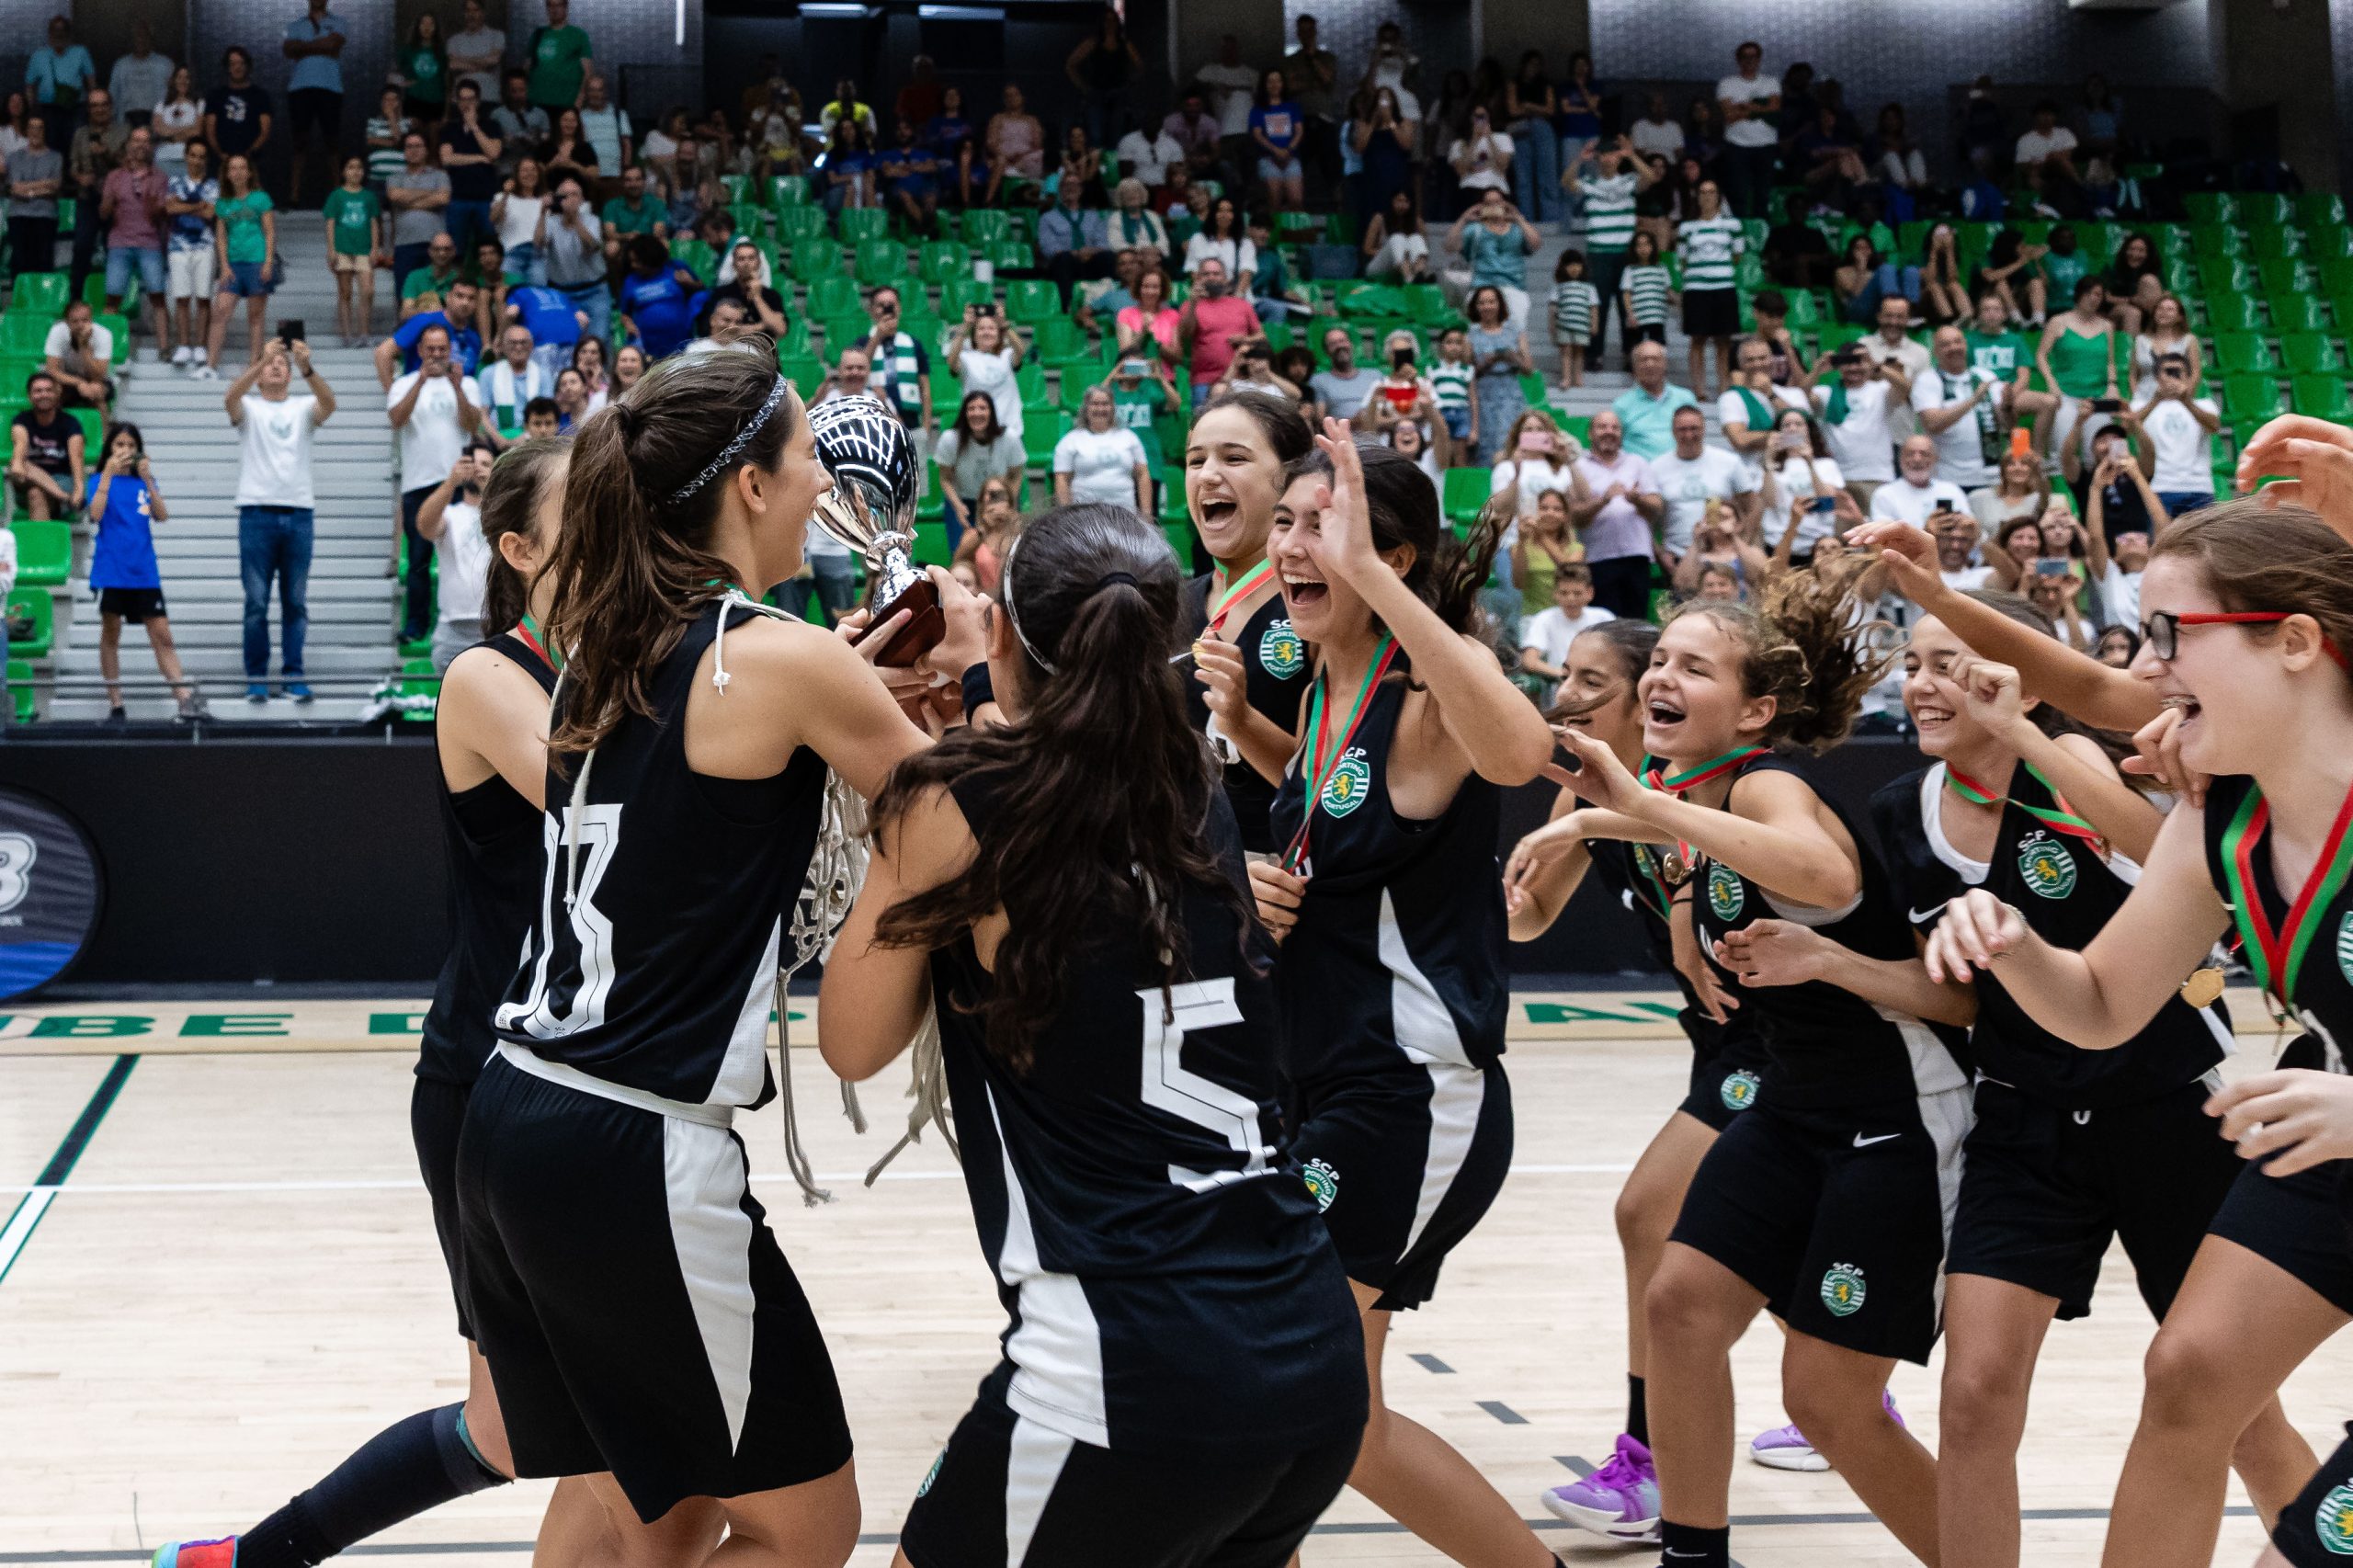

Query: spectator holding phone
(86, 420), (201, 721)
(1175, 257), (1260, 406)
(385, 323), (481, 645)
(1755, 406), (1849, 562)
(1804, 342), (1899, 506)
(1101, 355), (1178, 438)
(2129, 350), (2219, 518)
(946, 301), (1026, 438)
(1869, 431), (1973, 532)
(227, 335), (334, 701)
(414, 439), (495, 670)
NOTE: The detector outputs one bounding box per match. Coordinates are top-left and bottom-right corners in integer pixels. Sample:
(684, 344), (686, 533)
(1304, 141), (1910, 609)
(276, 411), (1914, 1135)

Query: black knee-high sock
(1627, 1373), (1649, 1446)
(239, 1405), (507, 1568)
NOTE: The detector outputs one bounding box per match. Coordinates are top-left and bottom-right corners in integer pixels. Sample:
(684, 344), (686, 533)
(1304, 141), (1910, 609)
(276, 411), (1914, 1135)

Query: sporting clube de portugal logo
(1302, 1158), (1340, 1212)
(1820, 1262), (1867, 1317)
(2315, 1482), (2353, 1554)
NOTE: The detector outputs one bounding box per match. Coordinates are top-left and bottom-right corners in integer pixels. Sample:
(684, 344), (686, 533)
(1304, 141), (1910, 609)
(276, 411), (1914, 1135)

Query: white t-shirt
(1910, 365), (2002, 489)
(1717, 73), (1780, 148)
(233, 392), (323, 507)
(1489, 456), (1576, 519)
(1052, 425), (1148, 506)
(2015, 126), (2078, 166)
(1648, 444), (1757, 555)
(496, 193), (544, 251)
(1865, 335), (1931, 437)
(1116, 130), (1186, 187)
(43, 320), (113, 372)
(1182, 232), (1256, 280)
(1715, 383), (1806, 480)
(1942, 564), (1995, 593)
(1869, 477), (1973, 529)
(1197, 63), (1258, 137)
(1763, 454), (1847, 554)
(446, 26), (506, 103)
(1811, 381), (1896, 483)
(2099, 562), (2143, 626)
(434, 497), (492, 625)
(1449, 132), (1515, 192)
(2141, 396), (2219, 494)
(1630, 117), (1686, 161)
(955, 346), (1023, 439)
(1520, 603), (1618, 669)
(389, 370), (483, 491)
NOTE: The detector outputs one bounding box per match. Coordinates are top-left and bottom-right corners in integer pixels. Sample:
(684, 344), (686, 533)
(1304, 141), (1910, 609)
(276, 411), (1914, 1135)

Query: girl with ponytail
(1247, 426), (1559, 1568)
(1552, 562), (1969, 1568)
(458, 346), (936, 1565)
(817, 504), (1370, 1565)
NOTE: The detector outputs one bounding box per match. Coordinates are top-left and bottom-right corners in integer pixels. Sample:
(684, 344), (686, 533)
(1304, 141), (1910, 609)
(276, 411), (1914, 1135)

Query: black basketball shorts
(409, 1074), (474, 1339)
(1679, 1020), (1773, 1133)
(2206, 1153), (2353, 1315)
(2271, 1425), (2353, 1567)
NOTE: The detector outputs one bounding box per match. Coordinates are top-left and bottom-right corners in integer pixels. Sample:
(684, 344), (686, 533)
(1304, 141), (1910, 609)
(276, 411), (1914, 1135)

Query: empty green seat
(930, 369), (964, 415)
(12, 518), (67, 585)
(816, 312), (870, 362)
(1014, 357), (1046, 403)
(918, 241), (967, 285)
(2322, 256), (2353, 298)
(2282, 333), (2346, 376)
(855, 239), (906, 287)
(2291, 374), (2352, 420)
(960, 210), (1008, 247)
(788, 237), (842, 280)
(987, 242), (1037, 274)
(6, 587), (51, 659)
(778, 352), (825, 398)
(2236, 192), (2294, 227)
(2223, 371), (2284, 424)
(2214, 332), (2279, 376)
(1439, 466), (1490, 525)
(939, 277), (993, 318)
(0, 312), (51, 357)
(1005, 279), (1060, 324)
(770, 175), (811, 208)
(2299, 192), (2346, 228)
(2256, 258), (2310, 299)
(2203, 293), (2259, 333)
(9, 273), (64, 317)
(2189, 225), (2243, 262)
(776, 206), (827, 244)
(2268, 293), (2326, 334)
(838, 208), (889, 244)
(805, 275), (860, 318)
(1033, 315), (1090, 369)
(1021, 408), (1071, 466)
(2196, 256), (2253, 296)
(2184, 193), (2237, 227)
(2247, 225), (2303, 261)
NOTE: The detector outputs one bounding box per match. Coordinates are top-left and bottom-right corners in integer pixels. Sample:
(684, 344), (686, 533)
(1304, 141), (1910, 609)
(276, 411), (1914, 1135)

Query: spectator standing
(1180, 195), (1256, 291)
(100, 127), (169, 349)
(1618, 228), (1674, 351)
(65, 88), (125, 306)
(386, 322), (482, 644)
(1348, 88), (1416, 233)
(1306, 326), (1381, 424)
(1714, 41), (1780, 218)
(2130, 351), (2219, 519)
(1504, 52), (1561, 228)
(1037, 179), (1114, 310)
(1677, 176), (1745, 395)
(1051, 385), (1152, 511)
(1249, 69), (1305, 210)
(203, 153), (276, 374)
(1159, 88), (1222, 186)
(26, 17), (93, 138)
(44, 298), (111, 413)
(1861, 292), (1928, 437)
(1911, 325), (2006, 490)
(525, 0), (595, 116)
(539, 176), (608, 347)
(1282, 13), (1338, 194)
(614, 235), (699, 359)
(492, 155), (548, 285)
(415, 440), (494, 669)
(1555, 51), (1604, 171)
(932, 390), (1027, 551)
(544, 107), (600, 191)
(280, 0), (346, 209)
(575, 74), (631, 178)
(8, 371), (84, 521)
(1445, 187), (1540, 335)
(395, 14), (447, 126)
(322, 154), (383, 346)
(946, 304), (1026, 438)
(1465, 283), (1530, 463)
(109, 24), (175, 134)
(446, 0), (507, 106)
(1175, 256), (1259, 406)
(226, 336), (334, 700)
(164, 142), (218, 369)
(1808, 345), (1900, 505)
(1649, 403), (1759, 562)
(858, 286), (932, 438)
(1611, 340), (1699, 460)
(1568, 408), (1665, 619)
(6, 113), (62, 278)
(438, 82), (502, 261)
(1448, 103), (1514, 208)
(1196, 35), (1257, 185)
(1561, 139), (1653, 369)
(478, 322), (551, 438)
(203, 49), (273, 176)
(85, 421), (201, 720)
(364, 85), (413, 188)
(1629, 92), (1686, 163)
(153, 67), (202, 176)
(384, 133), (450, 290)
(1064, 7), (1143, 150)
(480, 74), (545, 182)
(1116, 119), (1186, 190)
(1868, 434), (1971, 528)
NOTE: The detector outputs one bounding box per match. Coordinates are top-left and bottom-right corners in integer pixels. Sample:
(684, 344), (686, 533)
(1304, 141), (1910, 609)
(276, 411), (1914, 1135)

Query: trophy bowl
(805, 393), (942, 667)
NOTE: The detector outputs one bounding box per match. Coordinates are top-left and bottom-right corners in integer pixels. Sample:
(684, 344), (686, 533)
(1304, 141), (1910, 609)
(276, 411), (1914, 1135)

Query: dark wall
(0, 731), (1928, 989)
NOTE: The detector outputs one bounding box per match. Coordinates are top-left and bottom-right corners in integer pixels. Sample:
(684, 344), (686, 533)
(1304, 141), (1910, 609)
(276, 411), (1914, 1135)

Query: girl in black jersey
(1502, 619), (1771, 1546)
(1553, 568), (1965, 1568)
(457, 347), (934, 1567)
(1250, 430), (1559, 1568)
(1180, 391), (1314, 853)
(1921, 502), (2353, 1568)
(150, 444), (585, 1568)
(817, 502), (1367, 1568)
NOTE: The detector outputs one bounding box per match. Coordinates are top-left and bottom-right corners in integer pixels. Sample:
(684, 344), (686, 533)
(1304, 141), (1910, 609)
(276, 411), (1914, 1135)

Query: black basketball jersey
(2201, 773), (2353, 1075)
(1689, 753), (1970, 1108)
(1582, 832), (1745, 1061)
(931, 776), (1367, 1457)
(1266, 655), (1508, 1084)
(1180, 574), (1313, 855)
(420, 631), (560, 1087)
(494, 603), (828, 1108)
(1874, 763), (2230, 1107)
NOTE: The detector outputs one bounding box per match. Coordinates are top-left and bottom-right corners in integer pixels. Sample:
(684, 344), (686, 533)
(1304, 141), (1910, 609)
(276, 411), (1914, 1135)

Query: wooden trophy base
(864, 575), (945, 667)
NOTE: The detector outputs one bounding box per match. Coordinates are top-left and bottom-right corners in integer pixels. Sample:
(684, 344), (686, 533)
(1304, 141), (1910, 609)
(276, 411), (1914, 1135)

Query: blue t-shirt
(822, 149), (871, 188)
(880, 146), (938, 190)
(28, 45), (94, 107)
(1250, 103), (1301, 153)
(507, 286), (582, 347)
(620, 267), (700, 358)
(283, 13), (347, 95)
(85, 472), (159, 591)
(925, 114), (972, 156)
(392, 310), (483, 374)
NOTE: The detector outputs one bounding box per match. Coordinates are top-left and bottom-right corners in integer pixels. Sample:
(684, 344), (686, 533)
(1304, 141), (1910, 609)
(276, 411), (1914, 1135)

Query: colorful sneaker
(153, 1540), (238, 1568)
(1540, 1432), (1660, 1542)
(1748, 1392), (1904, 1472)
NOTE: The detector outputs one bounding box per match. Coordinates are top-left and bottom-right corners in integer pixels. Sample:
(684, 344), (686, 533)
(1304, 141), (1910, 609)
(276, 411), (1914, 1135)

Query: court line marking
(1408, 1352), (1454, 1374)
(1479, 1401), (1529, 1425)
(0, 1054), (138, 1286)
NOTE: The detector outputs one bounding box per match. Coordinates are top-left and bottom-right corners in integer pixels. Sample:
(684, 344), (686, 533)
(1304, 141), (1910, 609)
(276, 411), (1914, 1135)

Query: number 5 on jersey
(1139, 979), (1275, 1192)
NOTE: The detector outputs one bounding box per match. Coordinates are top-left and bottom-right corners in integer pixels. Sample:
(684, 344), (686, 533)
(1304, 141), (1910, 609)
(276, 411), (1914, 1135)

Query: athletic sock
(1626, 1373), (1649, 1447)
(1659, 1520), (1731, 1568)
(239, 1405), (508, 1568)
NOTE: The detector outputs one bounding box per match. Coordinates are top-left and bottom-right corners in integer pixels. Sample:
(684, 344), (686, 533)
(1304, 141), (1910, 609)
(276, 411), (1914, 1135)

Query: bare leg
(143, 615), (194, 705)
(704, 1460), (860, 1568)
(2099, 1237), (2342, 1568)
(246, 295), (267, 362)
(1615, 1109), (1719, 1384)
(1688, 338), (1706, 402)
(1936, 1273), (2060, 1568)
(1781, 1331), (1938, 1562)
(206, 290), (233, 367)
(1644, 1242), (1768, 1531)
(98, 613), (124, 708)
(578, 1474), (729, 1568)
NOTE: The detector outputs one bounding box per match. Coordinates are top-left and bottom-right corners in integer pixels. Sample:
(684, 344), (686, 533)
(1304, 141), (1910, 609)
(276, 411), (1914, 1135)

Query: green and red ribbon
(513, 612), (561, 670)
(1280, 634), (1398, 874)
(1645, 745), (1770, 795)
(1203, 559), (1275, 637)
(1944, 762), (2100, 844)
(2220, 781), (2353, 1008)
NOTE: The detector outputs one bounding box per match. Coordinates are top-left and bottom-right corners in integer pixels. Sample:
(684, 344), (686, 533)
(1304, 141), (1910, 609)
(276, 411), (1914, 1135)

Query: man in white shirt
(478, 323), (553, 441)
(388, 323), (483, 647)
(1810, 347), (1898, 503)
(416, 439), (495, 670)
(1933, 507), (1994, 592)
(577, 73), (633, 175)
(1116, 123), (1187, 188)
(1870, 435), (1972, 528)
(1518, 564), (1615, 702)
(2014, 100), (2081, 207)
(1864, 294), (1928, 436)
(1629, 92), (1686, 162)
(2133, 352), (2221, 517)
(1649, 405), (1759, 562)
(1717, 336), (1806, 480)
(227, 336), (336, 701)
(1715, 41), (1780, 218)
(1911, 325), (2008, 490)
(1196, 35), (1258, 177)
(108, 22), (175, 127)
(446, 0), (506, 104)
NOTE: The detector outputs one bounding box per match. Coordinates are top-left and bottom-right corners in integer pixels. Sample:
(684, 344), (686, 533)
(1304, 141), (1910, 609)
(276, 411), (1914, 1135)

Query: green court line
(0, 1054), (139, 1287)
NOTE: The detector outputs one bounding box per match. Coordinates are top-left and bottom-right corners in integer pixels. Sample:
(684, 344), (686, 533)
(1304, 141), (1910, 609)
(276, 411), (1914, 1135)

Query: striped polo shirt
(1676, 215), (1745, 292)
(1621, 264), (1674, 325)
(1430, 358), (1473, 412)
(1582, 173), (1639, 255)
(1551, 279), (1599, 339)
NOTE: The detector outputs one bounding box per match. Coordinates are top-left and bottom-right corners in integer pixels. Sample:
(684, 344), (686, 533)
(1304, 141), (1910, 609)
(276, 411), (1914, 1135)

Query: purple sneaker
(1540, 1432), (1660, 1542)
(1748, 1391), (1904, 1472)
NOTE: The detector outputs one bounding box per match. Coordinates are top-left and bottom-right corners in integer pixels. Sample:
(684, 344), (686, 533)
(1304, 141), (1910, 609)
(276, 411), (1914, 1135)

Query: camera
(1392, 347), (1415, 369)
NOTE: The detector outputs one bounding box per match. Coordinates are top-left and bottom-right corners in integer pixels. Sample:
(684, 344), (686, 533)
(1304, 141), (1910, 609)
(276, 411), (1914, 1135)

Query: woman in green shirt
(399, 13), (447, 125)
(208, 153), (277, 370)
(2036, 274), (2120, 467)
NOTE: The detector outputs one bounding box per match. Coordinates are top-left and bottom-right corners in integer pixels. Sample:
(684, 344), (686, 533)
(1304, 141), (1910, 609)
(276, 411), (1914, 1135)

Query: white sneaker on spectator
(192, 347), (209, 368)
(170, 346), (192, 367)
(189, 365), (217, 381)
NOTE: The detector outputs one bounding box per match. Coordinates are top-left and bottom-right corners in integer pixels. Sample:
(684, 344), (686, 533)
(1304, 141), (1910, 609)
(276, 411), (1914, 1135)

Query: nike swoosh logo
(1909, 905), (1948, 924)
(1854, 1132), (1902, 1147)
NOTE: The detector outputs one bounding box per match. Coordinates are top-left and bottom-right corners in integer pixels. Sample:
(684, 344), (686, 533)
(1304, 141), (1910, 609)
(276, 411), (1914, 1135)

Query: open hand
(1192, 636), (1249, 726)
(1712, 918), (1830, 988)
(1551, 725), (1647, 813)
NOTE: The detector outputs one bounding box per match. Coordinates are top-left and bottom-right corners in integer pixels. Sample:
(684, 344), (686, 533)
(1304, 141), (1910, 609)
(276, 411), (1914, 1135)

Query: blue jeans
(105, 244), (166, 299)
(1509, 119), (1563, 225)
(502, 242), (545, 287)
(445, 199), (494, 262)
(239, 506), (313, 679)
(1846, 263), (1923, 323)
(2155, 490), (2214, 520)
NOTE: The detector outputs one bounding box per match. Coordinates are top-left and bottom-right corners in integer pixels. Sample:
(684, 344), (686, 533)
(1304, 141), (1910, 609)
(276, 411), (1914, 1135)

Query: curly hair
(1665, 554), (1897, 753)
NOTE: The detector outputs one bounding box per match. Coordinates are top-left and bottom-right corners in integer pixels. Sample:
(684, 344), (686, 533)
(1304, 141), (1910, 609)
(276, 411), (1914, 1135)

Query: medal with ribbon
(1279, 634), (1398, 876)
(1642, 745), (1769, 883)
(1942, 761), (2101, 844)
(2218, 781), (2353, 1012)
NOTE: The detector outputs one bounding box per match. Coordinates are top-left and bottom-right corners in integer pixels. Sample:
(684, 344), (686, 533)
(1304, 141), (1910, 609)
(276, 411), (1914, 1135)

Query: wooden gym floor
(0, 992), (2336, 1567)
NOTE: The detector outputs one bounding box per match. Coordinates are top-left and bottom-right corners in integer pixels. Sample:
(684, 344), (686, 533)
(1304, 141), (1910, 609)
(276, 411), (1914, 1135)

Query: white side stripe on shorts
(985, 1087), (1110, 1447)
(664, 1119), (759, 1451)
(1006, 1415), (1076, 1567)
(1399, 1056), (1486, 1261)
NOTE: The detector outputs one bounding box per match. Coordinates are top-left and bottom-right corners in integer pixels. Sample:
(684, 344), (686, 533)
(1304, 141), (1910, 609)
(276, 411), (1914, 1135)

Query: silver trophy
(805, 394), (940, 666)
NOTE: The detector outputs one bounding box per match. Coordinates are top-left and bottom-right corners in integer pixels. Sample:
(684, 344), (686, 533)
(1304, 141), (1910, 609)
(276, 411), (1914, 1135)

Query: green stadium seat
(2236, 192), (2294, 227)
(776, 206), (827, 244)
(918, 241), (968, 285)
(778, 351), (825, 398)
(1440, 466), (1490, 526)
(837, 209), (889, 244)
(2214, 332), (2279, 376)
(6, 586), (51, 659)
(930, 369), (963, 416)
(2189, 226), (2243, 265)
(939, 277), (993, 318)
(2291, 374), (2352, 421)
(1021, 407), (1071, 466)
(1033, 315), (1091, 369)
(787, 237), (841, 280)
(960, 210), (1008, 247)
(9, 273), (64, 317)
(1014, 357), (1046, 403)
(2283, 333), (2346, 376)
(2184, 193), (2237, 227)
(816, 312), (870, 363)
(5, 657), (32, 722)
(2268, 293), (2326, 334)
(1161, 522), (1195, 567)
(1340, 283), (1406, 320)
(1005, 278), (1059, 324)
(67, 407), (98, 452)
(1518, 372), (1550, 407)
(988, 242), (1037, 274)
(2197, 256), (2254, 297)
(770, 316), (812, 356)
(12, 518), (68, 585)
(0, 312), (51, 358)
(2247, 225), (2303, 261)
(805, 275), (860, 319)
(770, 175), (811, 208)
(855, 239), (907, 288)
(2222, 371), (2284, 424)
(911, 520), (950, 567)
(2256, 258), (2310, 299)
(2320, 256), (2353, 299)
(2203, 293), (2260, 333)
(1153, 409), (1190, 467)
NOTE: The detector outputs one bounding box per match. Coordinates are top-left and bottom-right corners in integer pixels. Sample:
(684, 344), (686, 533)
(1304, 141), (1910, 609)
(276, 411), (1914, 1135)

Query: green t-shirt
(322, 187), (380, 256)
(527, 24), (592, 108)
(1111, 383), (1161, 432)
(217, 190), (274, 265)
(1964, 328), (2033, 381)
(403, 262), (460, 301)
(600, 193), (665, 235)
(401, 45), (445, 106)
(2043, 250), (2087, 298)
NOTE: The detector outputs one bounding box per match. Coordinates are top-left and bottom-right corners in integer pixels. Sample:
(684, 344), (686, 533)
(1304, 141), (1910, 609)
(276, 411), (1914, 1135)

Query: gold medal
(1657, 848), (1690, 886)
(2179, 967), (2226, 1008)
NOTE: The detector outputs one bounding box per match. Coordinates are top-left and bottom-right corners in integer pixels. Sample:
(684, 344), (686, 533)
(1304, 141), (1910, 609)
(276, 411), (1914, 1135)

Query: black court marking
(1409, 1352), (1453, 1373)
(1479, 1400), (1529, 1425)
(0, 1054), (138, 1288)
(1557, 1453), (1594, 1475)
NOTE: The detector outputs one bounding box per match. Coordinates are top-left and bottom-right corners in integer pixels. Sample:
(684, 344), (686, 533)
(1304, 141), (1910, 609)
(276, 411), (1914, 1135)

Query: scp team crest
(1707, 862), (1745, 922)
(1302, 1158), (1340, 1212)
(2018, 831), (2078, 900)
(1258, 619), (1306, 679)
(1820, 1262), (1867, 1317)
(1320, 750), (1371, 817)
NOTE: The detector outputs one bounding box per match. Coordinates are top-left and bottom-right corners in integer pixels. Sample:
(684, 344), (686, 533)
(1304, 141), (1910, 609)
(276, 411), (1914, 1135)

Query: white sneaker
(170, 345), (192, 366)
(192, 347), (209, 367)
(188, 365), (217, 381)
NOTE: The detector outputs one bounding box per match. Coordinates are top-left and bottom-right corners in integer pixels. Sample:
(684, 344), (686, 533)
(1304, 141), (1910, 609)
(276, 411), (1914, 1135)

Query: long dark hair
(1197, 386), (1313, 466)
(1549, 618), (1661, 722)
(868, 505), (1248, 1069)
(955, 389), (1006, 445)
(1284, 440), (1496, 636)
(542, 344), (795, 759)
(479, 436), (572, 634)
